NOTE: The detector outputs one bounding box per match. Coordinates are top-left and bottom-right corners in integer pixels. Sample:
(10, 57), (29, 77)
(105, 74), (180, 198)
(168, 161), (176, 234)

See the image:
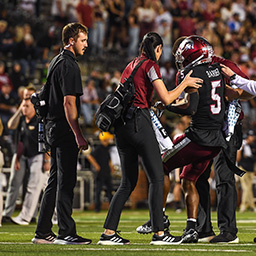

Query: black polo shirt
(47, 50), (83, 121)
(20, 115), (41, 157)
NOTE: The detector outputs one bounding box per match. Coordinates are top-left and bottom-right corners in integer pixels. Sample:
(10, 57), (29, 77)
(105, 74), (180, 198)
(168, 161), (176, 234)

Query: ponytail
(139, 32), (163, 62)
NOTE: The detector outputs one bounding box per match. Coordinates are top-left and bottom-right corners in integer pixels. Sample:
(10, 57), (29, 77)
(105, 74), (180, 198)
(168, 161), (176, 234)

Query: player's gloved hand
(153, 101), (165, 118)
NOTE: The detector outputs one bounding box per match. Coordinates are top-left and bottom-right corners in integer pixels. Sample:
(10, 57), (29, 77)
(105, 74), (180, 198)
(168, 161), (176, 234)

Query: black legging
(103, 108), (165, 232)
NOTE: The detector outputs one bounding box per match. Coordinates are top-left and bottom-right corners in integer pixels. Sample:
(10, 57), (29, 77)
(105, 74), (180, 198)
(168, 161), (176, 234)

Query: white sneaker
(11, 216), (29, 225)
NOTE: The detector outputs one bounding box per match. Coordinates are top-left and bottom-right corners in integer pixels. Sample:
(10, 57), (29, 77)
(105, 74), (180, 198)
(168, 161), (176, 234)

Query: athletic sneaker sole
(97, 240), (130, 245)
(53, 239), (91, 245)
(198, 235), (216, 243)
(210, 237), (239, 244)
(32, 238), (55, 244)
(150, 240), (182, 245)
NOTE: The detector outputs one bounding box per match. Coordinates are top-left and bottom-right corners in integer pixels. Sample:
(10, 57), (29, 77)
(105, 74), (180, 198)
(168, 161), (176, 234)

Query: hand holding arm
(221, 64), (256, 98)
(220, 64), (235, 78)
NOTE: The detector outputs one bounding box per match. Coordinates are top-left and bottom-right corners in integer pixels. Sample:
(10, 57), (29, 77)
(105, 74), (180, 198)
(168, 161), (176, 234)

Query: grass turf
(0, 209), (256, 256)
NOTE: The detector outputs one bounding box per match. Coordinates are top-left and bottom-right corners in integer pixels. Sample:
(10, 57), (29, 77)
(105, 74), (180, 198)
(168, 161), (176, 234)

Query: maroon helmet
(174, 35), (214, 71)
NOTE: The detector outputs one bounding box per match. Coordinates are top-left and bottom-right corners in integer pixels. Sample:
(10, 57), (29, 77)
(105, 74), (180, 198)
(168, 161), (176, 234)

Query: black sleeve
(166, 91), (199, 115)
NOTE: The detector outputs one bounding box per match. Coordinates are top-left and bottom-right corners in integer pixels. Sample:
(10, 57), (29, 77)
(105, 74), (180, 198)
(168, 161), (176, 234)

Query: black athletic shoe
(210, 231), (239, 243)
(182, 228), (199, 243)
(30, 217), (37, 224)
(136, 215), (170, 234)
(198, 230), (216, 242)
(53, 234), (92, 245)
(97, 232), (130, 245)
(1, 216), (12, 223)
(32, 232), (57, 244)
(150, 231), (182, 245)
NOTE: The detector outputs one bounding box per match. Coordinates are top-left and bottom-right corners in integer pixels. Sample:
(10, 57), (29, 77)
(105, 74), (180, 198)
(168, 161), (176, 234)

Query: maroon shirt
(120, 55), (162, 109)
(76, 2), (93, 28)
(211, 56), (248, 79)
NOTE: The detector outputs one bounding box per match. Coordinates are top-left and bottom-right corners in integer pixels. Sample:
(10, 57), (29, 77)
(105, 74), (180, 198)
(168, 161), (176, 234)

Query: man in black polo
(32, 23), (91, 245)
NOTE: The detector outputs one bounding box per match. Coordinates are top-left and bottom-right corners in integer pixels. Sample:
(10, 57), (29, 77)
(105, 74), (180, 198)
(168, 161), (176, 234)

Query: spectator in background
(154, 2), (173, 63)
(110, 69), (121, 91)
(76, 0), (93, 29)
(105, 0), (124, 50)
(91, 0), (106, 57)
(86, 132), (114, 212)
(231, 0), (246, 22)
(66, 0), (80, 23)
(0, 20), (14, 56)
(12, 33), (38, 79)
(51, 0), (68, 27)
(220, 0), (233, 23)
(178, 9), (196, 37)
(202, 0), (217, 23)
(99, 71), (112, 101)
(1, 85), (37, 224)
(237, 130), (256, 213)
(222, 41), (235, 60)
(76, 0), (93, 48)
(13, 23), (32, 48)
(189, 0), (203, 22)
(127, 4), (140, 59)
(247, 0), (256, 25)
(137, 0), (156, 41)
(169, 0), (181, 41)
(18, 0), (37, 16)
(87, 68), (103, 97)
(10, 94), (49, 225)
(9, 62), (28, 95)
(160, 61), (176, 91)
(37, 26), (61, 63)
(0, 61), (13, 91)
(228, 13), (242, 33)
(0, 83), (18, 137)
(80, 79), (99, 127)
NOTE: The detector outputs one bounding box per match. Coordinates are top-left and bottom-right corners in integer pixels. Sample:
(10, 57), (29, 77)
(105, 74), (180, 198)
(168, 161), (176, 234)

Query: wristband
(44, 159), (50, 163)
(230, 74), (236, 81)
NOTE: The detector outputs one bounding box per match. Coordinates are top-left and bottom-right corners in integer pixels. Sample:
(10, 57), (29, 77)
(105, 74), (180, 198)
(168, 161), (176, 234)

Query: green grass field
(0, 209), (256, 256)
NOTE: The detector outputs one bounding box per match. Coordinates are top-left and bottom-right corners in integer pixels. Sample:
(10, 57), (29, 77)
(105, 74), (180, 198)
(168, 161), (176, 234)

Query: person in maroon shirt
(76, 0), (93, 32)
(97, 32), (202, 245)
(0, 61), (13, 91)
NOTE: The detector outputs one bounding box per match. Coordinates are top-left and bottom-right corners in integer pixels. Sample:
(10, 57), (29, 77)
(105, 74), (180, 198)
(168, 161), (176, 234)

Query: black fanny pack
(45, 119), (71, 147)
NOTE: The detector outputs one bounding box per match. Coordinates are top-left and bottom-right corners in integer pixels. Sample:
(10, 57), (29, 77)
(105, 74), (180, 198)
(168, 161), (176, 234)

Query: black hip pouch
(45, 119), (71, 146)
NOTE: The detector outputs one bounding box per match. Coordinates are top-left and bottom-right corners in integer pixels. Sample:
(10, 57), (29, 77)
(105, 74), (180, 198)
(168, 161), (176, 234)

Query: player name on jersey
(206, 68), (220, 78)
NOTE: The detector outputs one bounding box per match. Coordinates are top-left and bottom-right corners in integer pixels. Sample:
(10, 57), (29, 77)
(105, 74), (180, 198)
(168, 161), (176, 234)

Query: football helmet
(174, 35), (214, 71)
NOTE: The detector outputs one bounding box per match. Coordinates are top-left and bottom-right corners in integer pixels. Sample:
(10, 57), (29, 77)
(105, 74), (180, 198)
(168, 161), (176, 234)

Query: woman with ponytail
(97, 32), (202, 245)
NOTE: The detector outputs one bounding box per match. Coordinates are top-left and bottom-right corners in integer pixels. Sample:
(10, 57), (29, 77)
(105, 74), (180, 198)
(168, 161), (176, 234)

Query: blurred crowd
(1, 0), (256, 165)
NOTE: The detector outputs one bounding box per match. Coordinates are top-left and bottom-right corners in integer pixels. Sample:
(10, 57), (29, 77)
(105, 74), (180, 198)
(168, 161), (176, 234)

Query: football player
(137, 35), (249, 243)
